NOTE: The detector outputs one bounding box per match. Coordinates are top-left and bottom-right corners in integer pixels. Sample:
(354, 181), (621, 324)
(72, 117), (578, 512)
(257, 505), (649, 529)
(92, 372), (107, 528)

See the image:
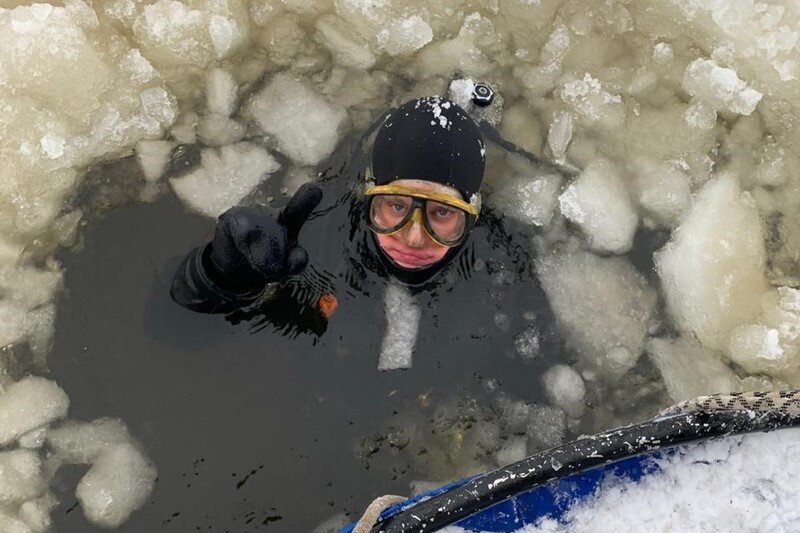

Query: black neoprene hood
(371, 96), (486, 201)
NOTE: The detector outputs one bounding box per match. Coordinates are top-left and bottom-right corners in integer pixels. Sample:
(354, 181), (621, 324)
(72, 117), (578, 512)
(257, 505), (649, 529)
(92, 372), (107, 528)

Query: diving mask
(364, 183), (479, 247)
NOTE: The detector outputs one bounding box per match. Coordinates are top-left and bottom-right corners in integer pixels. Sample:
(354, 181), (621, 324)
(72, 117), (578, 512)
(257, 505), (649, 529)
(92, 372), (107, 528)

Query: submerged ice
(5, 0), (800, 526)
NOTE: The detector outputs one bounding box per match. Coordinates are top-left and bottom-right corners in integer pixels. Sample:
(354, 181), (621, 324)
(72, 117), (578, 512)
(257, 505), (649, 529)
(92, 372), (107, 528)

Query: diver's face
(374, 179), (456, 270)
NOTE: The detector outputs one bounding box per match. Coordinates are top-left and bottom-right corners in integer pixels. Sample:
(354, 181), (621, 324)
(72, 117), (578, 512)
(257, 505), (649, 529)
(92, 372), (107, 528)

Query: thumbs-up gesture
(207, 183), (323, 291)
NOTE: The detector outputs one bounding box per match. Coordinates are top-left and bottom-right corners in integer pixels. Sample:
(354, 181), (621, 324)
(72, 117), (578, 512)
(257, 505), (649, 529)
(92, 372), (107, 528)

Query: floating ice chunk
(547, 111), (573, 163)
(647, 337), (736, 402)
(753, 138), (796, 188)
(0, 450), (44, 504)
(683, 99), (717, 130)
(168, 112), (198, 145)
(39, 134), (65, 159)
(248, 74), (347, 165)
(378, 283), (420, 371)
(682, 58), (763, 115)
(18, 428), (46, 450)
(139, 87), (177, 125)
(542, 364), (586, 418)
(0, 510), (31, 533)
(0, 4), (112, 119)
(489, 155), (562, 228)
(0, 303), (28, 348)
(197, 113), (245, 146)
(537, 249), (656, 379)
(559, 160), (637, 254)
(119, 49), (157, 84)
(652, 42), (673, 64)
(133, 0), (216, 68)
(526, 404), (566, 450)
(728, 287), (800, 375)
(656, 174), (767, 351)
(561, 73), (624, 128)
(376, 15), (433, 56)
(64, 0), (98, 29)
(135, 140), (176, 182)
(495, 436), (528, 466)
(499, 399), (534, 435)
(513, 326), (541, 360)
(728, 325), (786, 374)
(19, 493), (57, 533)
(47, 418), (132, 465)
(209, 15), (236, 58)
(205, 68), (237, 116)
(169, 143), (280, 218)
(76, 442), (157, 528)
(0, 377), (69, 445)
(0, 266), (63, 312)
(632, 159), (691, 228)
(315, 14), (376, 69)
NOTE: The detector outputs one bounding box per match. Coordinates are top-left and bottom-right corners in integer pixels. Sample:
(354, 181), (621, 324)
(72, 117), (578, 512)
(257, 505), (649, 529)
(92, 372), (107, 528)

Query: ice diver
(170, 84), (561, 363)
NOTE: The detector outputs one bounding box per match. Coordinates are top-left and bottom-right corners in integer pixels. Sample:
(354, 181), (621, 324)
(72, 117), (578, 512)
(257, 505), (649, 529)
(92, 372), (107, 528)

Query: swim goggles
(364, 180), (479, 248)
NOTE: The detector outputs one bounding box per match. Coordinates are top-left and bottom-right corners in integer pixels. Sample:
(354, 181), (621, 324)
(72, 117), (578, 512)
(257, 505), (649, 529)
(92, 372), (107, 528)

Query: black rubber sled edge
(373, 409), (800, 532)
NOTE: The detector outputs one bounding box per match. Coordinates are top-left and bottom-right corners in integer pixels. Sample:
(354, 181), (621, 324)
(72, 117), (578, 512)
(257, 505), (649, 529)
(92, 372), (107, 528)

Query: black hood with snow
(371, 96), (486, 201)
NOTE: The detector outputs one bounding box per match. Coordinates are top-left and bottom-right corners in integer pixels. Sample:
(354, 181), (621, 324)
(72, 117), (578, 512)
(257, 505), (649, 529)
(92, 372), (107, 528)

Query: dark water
(48, 152), (564, 531)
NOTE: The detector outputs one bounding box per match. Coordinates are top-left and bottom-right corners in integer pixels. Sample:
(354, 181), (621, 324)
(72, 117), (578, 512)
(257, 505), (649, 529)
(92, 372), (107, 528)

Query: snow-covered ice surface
(441, 427), (800, 532)
(6, 0), (800, 528)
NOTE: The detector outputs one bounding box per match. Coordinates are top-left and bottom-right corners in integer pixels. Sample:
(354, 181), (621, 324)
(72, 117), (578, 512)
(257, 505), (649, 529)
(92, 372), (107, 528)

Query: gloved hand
(204, 183), (323, 292)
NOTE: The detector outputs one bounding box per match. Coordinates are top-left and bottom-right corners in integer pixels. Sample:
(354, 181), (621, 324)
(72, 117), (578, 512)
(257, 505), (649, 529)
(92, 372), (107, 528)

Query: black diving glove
(203, 183), (323, 293)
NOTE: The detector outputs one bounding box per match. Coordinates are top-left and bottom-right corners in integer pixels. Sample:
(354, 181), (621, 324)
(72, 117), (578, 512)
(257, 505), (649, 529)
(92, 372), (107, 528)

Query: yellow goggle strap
(364, 184), (479, 217)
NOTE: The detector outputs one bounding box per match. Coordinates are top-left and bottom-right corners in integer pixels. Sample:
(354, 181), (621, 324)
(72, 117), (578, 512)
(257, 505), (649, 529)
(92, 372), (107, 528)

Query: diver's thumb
(286, 245), (309, 275)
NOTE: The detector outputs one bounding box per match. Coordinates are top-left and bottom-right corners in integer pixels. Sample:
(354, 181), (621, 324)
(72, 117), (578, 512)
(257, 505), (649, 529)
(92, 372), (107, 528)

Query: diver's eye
(389, 202), (406, 212)
(432, 206), (455, 218)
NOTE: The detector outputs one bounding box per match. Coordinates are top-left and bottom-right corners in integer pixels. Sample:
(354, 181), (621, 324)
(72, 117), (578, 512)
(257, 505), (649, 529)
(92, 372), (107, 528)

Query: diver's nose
(404, 212), (426, 248)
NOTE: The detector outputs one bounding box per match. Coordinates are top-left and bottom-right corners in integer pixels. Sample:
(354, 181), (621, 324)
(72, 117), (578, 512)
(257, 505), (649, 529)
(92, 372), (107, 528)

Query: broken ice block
(494, 436), (528, 466)
(248, 73), (347, 165)
(542, 364), (586, 418)
(376, 15), (433, 56)
(205, 68), (237, 116)
(169, 142), (279, 218)
(682, 58), (763, 116)
(728, 287), (800, 375)
(537, 248), (655, 378)
(647, 337), (736, 402)
(47, 417), (132, 465)
(76, 442), (157, 528)
(378, 283), (420, 371)
(559, 160), (637, 254)
(656, 174), (767, 352)
(135, 140), (176, 182)
(487, 154), (562, 228)
(0, 377), (69, 446)
(0, 449), (45, 504)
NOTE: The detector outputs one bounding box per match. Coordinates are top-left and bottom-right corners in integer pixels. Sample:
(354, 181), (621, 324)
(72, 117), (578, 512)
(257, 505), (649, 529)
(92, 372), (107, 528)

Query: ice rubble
(7, 0), (800, 525)
(442, 428), (800, 533)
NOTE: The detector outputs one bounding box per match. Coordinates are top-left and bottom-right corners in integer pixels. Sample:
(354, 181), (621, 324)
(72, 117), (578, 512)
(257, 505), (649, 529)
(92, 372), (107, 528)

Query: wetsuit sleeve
(170, 244), (276, 314)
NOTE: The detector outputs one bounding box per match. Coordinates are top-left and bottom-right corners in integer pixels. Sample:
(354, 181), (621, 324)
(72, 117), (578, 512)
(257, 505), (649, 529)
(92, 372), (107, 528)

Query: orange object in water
(317, 293), (338, 318)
